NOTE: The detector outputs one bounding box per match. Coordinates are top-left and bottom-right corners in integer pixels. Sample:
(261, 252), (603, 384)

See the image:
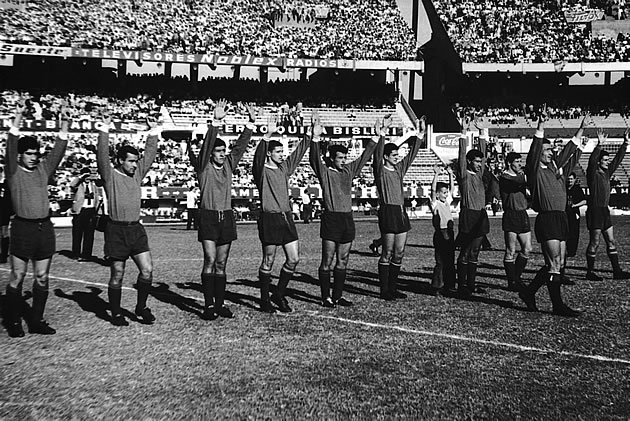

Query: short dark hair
(599, 150), (610, 160)
(384, 143), (399, 156)
(542, 138), (552, 145)
(268, 140), (282, 153)
(18, 136), (39, 154)
(436, 182), (449, 192)
(80, 167), (91, 175)
(116, 145), (139, 161)
(328, 145), (348, 158)
(569, 172), (577, 178)
(213, 138), (226, 150)
(505, 152), (521, 165)
(466, 149), (483, 161)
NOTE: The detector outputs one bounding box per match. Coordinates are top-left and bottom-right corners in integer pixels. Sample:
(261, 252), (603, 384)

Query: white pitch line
(3, 267), (629, 366)
(305, 311), (630, 366)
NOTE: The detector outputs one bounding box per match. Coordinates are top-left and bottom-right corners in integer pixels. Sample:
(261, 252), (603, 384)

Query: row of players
(3, 101), (629, 337)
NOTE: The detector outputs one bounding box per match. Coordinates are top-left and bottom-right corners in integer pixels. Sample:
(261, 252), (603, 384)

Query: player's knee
(285, 256), (299, 270)
(11, 266), (27, 281)
(139, 267), (152, 281)
(214, 261), (227, 273)
(33, 273), (49, 289)
(108, 277), (123, 289)
(504, 250), (516, 261)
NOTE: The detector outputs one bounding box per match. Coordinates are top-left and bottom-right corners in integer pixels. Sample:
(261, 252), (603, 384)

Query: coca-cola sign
(435, 134), (461, 148)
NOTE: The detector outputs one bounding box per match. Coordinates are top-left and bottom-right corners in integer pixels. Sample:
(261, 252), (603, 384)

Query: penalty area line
(304, 311), (630, 366)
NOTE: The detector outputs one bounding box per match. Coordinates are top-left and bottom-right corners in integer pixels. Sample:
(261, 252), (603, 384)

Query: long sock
(277, 266), (293, 298)
(467, 262), (478, 290)
(136, 275), (152, 310)
(201, 273), (215, 309)
(527, 267), (548, 295)
(457, 262), (468, 290)
(514, 254), (528, 281)
(5, 285), (22, 323)
(547, 274), (565, 310)
(214, 274), (227, 311)
(504, 260), (516, 285)
(31, 284), (48, 322)
(586, 253), (596, 273)
(608, 249), (621, 273)
(259, 270), (272, 302)
(378, 263), (389, 295)
(389, 262), (401, 294)
(108, 286), (122, 316)
(319, 269), (331, 299)
(332, 269), (346, 302)
(0, 237), (9, 259)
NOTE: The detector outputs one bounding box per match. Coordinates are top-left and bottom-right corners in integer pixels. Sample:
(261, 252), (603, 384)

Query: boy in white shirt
(429, 164), (455, 296)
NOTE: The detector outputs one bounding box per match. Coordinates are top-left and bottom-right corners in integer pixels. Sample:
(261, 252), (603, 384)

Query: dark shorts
(586, 206), (612, 231)
(320, 211), (355, 243)
(257, 212), (298, 246)
(104, 221), (150, 261)
(378, 204), (411, 234)
(198, 209), (237, 245)
(502, 209), (531, 234)
(10, 217), (55, 261)
(458, 208), (490, 237)
(535, 211), (569, 243)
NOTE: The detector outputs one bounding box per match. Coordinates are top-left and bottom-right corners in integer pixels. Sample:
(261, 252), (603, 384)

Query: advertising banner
(564, 8), (604, 24)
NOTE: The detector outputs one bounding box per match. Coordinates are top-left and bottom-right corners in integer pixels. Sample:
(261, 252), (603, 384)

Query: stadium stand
(0, 0), (420, 60)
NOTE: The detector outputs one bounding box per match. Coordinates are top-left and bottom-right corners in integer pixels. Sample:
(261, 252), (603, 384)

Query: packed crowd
(434, 0), (630, 62)
(0, 0), (419, 60)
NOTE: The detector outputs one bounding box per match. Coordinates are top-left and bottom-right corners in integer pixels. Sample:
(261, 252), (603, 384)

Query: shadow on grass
(176, 280), (261, 312)
(54, 287), (137, 323)
(151, 282), (204, 317)
(57, 250), (110, 266)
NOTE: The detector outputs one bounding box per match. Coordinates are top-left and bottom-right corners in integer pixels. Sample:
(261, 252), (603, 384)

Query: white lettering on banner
(435, 133), (461, 148)
(0, 43), (70, 57)
(564, 8), (604, 23)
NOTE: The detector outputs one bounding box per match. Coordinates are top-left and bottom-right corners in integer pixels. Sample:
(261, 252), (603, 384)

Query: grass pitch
(1, 216), (630, 419)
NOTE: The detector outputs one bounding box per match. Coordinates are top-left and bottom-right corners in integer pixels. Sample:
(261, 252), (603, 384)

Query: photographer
(69, 166), (101, 262)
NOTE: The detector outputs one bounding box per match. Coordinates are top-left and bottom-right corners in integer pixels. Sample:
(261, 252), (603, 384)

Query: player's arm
(430, 164), (440, 203)
(308, 111), (324, 179)
(447, 165), (455, 193)
(525, 106), (546, 183)
(229, 103), (256, 167)
(284, 123), (311, 176)
(96, 114), (113, 181)
(199, 99), (226, 171)
(474, 118), (488, 177)
(44, 104), (70, 177)
(558, 113), (588, 169)
(400, 116), (425, 173)
(138, 117), (161, 179)
(5, 103), (25, 178)
(350, 137), (378, 178)
(372, 117), (387, 177)
(187, 138), (200, 172)
(608, 128), (629, 176)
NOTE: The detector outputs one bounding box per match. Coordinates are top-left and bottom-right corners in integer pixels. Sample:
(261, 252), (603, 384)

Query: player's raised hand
(266, 115), (279, 136)
(624, 128), (630, 144)
(311, 110), (323, 139)
(245, 103), (257, 123)
(214, 98), (228, 121)
(473, 117), (486, 131)
(383, 113), (393, 130)
(596, 128), (608, 146)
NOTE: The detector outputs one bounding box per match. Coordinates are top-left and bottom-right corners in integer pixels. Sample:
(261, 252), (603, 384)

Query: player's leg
(200, 239), (218, 319)
(332, 241), (353, 306)
(586, 228), (602, 281)
(514, 232), (532, 288)
(602, 226), (629, 278)
(378, 232), (395, 300)
(131, 251), (156, 324)
(259, 244), (277, 312)
(456, 235), (471, 295)
(213, 242), (234, 318)
(543, 239), (579, 317)
(0, 225), (9, 263)
(272, 240), (299, 313)
(71, 214), (82, 258)
(466, 236), (485, 294)
(503, 231), (519, 290)
(389, 232), (408, 299)
(29, 258), (56, 334)
(108, 259), (128, 326)
(5, 255), (28, 337)
(319, 239), (336, 307)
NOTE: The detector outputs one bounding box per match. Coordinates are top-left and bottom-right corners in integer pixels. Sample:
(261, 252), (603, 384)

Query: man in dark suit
(70, 166), (101, 261)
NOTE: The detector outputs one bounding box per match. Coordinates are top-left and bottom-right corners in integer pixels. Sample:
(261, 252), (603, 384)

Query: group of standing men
(3, 102), (629, 338)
